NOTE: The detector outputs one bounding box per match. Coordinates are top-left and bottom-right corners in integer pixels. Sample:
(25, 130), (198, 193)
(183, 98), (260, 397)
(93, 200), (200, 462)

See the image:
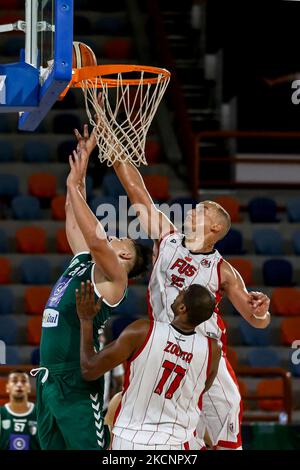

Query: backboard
(0, 0), (73, 131)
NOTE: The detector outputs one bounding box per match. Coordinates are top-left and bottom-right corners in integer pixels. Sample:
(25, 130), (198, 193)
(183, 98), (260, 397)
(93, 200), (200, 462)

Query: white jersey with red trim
(148, 231), (226, 344)
(113, 321), (211, 446)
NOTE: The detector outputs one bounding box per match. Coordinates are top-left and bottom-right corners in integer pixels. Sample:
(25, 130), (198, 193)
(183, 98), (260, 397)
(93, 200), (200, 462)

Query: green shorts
(35, 362), (110, 450)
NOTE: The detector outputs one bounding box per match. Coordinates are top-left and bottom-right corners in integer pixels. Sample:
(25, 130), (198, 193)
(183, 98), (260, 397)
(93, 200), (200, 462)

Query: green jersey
(0, 403), (40, 450)
(40, 252), (118, 366)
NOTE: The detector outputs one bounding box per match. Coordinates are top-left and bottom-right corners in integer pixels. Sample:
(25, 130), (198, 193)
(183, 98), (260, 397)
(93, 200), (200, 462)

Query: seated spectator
(0, 371), (40, 450)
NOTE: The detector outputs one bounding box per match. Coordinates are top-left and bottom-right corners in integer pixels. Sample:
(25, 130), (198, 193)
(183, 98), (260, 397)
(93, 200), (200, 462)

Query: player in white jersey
(75, 127), (271, 450)
(76, 281), (221, 450)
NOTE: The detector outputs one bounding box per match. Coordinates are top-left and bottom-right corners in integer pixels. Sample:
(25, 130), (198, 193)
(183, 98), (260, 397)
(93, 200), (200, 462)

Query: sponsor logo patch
(2, 419), (11, 430)
(42, 309), (59, 328)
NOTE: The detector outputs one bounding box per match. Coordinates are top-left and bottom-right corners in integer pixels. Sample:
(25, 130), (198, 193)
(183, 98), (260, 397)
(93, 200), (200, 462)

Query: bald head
(202, 200), (231, 241)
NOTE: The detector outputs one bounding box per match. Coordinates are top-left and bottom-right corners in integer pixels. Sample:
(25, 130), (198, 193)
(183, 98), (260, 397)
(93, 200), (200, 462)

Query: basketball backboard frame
(0, 0), (73, 131)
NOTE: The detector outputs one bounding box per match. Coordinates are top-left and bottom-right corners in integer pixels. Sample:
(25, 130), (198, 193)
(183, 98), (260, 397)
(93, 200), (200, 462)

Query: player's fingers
(75, 288), (80, 306)
(83, 124), (89, 139)
(86, 280), (91, 300)
(80, 281), (85, 300)
(74, 128), (82, 141)
(69, 154), (74, 168)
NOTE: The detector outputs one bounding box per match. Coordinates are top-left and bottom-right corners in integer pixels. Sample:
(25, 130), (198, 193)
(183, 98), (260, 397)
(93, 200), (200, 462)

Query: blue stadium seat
(0, 229), (8, 253)
(90, 196), (119, 218)
(286, 197), (300, 223)
(86, 175), (94, 200)
(0, 287), (14, 315)
(248, 197), (278, 223)
(0, 316), (17, 345)
(5, 346), (21, 365)
(111, 315), (138, 340)
(23, 141), (51, 163)
(57, 140), (75, 162)
(253, 229), (284, 255)
(102, 173), (126, 197)
(20, 257), (51, 284)
(215, 228), (244, 255)
(11, 195), (41, 220)
(0, 141), (13, 162)
(292, 231), (300, 255)
(31, 348), (40, 365)
(247, 348), (280, 367)
(52, 114), (81, 134)
(239, 319), (271, 346)
(95, 16), (126, 35)
(0, 115), (11, 133)
(114, 288), (142, 317)
(263, 259), (293, 286)
(0, 174), (19, 198)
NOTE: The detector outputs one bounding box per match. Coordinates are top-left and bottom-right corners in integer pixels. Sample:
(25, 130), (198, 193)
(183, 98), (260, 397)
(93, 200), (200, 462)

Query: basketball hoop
(66, 64), (170, 166)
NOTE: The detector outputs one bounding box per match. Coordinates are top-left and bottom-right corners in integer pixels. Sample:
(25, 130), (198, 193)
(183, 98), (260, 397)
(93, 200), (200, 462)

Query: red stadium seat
(256, 379), (284, 411)
(27, 317), (42, 346)
(51, 195), (66, 221)
(145, 140), (162, 165)
(56, 228), (72, 254)
(143, 175), (169, 201)
(28, 173), (57, 199)
(280, 318), (300, 345)
(271, 287), (300, 316)
(237, 379), (249, 410)
(227, 258), (254, 286)
(0, 257), (11, 284)
(102, 38), (132, 60)
(25, 286), (52, 315)
(214, 196), (241, 223)
(16, 226), (46, 253)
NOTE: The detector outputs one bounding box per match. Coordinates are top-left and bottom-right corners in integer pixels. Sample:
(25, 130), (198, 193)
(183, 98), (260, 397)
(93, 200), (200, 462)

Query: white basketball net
(80, 71), (170, 166)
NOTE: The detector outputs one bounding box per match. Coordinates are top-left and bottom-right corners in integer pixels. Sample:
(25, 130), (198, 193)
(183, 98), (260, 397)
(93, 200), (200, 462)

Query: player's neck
(171, 319), (195, 334)
(8, 400), (30, 414)
(184, 236), (214, 254)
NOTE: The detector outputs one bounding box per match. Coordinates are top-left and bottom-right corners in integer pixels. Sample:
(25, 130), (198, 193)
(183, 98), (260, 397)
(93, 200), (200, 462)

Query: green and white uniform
(33, 252), (124, 450)
(0, 403), (40, 450)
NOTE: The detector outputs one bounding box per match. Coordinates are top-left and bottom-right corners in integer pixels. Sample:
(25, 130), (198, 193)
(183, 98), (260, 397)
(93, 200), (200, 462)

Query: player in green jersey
(31, 127), (151, 450)
(0, 371), (40, 450)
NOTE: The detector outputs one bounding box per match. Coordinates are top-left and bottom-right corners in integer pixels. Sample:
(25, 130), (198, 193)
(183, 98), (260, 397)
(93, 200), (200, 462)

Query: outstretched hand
(67, 149), (89, 189)
(76, 280), (102, 321)
(74, 124), (97, 157)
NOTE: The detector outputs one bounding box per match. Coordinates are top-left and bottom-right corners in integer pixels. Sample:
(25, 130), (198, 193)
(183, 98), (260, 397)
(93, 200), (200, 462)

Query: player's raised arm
(221, 260), (271, 329)
(113, 159), (175, 240)
(76, 281), (149, 381)
(67, 149), (127, 292)
(65, 124), (94, 255)
(73, 117), (175, 241)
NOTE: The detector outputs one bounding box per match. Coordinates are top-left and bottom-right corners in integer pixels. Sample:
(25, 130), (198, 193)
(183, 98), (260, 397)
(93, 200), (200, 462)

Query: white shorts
(111, 434), (205, 451)
(196, 354), (243, 449)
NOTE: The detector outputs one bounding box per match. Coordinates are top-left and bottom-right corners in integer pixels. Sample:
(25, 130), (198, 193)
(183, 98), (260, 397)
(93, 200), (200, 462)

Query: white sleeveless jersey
(148, 231), (226, 345)
(113, 321), (211, 446)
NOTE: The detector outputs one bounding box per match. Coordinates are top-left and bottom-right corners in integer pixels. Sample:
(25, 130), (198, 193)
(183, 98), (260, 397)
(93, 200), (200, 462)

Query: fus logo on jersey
(201, 259), (211, 268)
(42, 309), (59, 328)
(9, 434), (30, 450)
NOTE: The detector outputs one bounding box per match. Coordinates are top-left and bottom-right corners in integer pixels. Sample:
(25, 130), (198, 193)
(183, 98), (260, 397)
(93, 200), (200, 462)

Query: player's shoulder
(161, 230), (183, 246)
(124, 318), (151, 335)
